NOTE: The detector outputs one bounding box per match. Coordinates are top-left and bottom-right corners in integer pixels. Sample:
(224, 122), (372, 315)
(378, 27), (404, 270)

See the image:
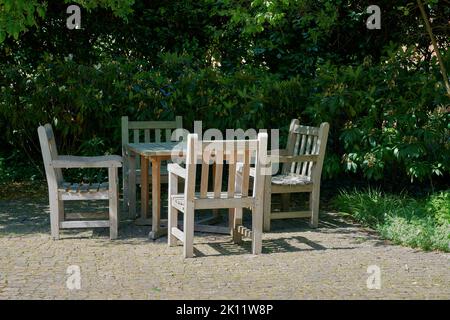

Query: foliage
(0, 46), (449, 183)
(0, 0), (134, 42)
(0, 0), (46, 42)
(334, 188), (450, 252)
(0, 0), (449, 186)
(305, 47), (449, 182)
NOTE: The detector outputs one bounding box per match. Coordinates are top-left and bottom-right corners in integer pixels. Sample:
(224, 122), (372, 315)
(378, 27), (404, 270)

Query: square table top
(125, 141), (185, 157)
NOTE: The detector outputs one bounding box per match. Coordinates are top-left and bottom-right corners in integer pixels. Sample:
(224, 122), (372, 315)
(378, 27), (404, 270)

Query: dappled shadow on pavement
(0, 198), (385, 251)
(0, 201), (50, 236)
(193, 235), (356, 258)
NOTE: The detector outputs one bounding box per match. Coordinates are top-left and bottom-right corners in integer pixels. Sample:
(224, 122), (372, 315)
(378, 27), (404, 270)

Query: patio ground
(0, 196), (449, 299)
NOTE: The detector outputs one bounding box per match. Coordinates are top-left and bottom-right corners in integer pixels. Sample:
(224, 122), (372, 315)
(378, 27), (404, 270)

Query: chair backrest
(283, 119), (329, 181)
(121, 116), (183, 170)
(121, 116), (183, 146)
(184, 133), (268, 203)
(37, 124), (64, 189)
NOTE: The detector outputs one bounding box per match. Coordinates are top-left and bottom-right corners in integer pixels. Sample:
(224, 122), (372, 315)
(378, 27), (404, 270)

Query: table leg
(129, 152), (136, 218)
(149, 157), (163, 239)
(140, 155), (149, 219)
(211, 162), (221, 221)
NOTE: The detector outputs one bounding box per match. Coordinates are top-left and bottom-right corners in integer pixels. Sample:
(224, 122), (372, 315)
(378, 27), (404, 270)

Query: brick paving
(0, 198), (448, 299)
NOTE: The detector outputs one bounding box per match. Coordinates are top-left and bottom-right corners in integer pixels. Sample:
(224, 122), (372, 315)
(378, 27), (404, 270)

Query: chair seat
(171, 192), (252, 212)
(271, 173), (312, 185)
(58, 182), (109, 193)
(243, 166), (312, 186)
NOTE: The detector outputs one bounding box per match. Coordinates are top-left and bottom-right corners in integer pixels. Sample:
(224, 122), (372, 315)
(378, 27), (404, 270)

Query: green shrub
(334, 189), (450, 252)
(0, 45), (449, 183)
(425, 191), (450, 225)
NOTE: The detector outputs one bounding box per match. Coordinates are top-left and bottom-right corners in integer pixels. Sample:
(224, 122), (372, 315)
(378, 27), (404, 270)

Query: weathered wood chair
(261, 120), (329, 231)
(121, 116), (183, 214)
(167, 133), (268, 258)
(38, 124), (122, 239)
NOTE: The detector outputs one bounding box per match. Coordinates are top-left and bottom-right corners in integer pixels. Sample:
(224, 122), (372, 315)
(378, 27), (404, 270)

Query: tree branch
(417, 0), (450, 97)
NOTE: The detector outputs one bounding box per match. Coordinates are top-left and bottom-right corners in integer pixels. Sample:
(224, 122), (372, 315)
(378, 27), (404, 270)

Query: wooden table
(125, 141), (229, 239)
(126, 142), (182, 239)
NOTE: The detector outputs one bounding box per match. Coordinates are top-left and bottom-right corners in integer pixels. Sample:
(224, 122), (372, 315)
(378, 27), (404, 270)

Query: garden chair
(37, 124), (122, 239)
(260, 119), (329, 231)
(167, 133), (268, 258)
(121, 116), (183, 214)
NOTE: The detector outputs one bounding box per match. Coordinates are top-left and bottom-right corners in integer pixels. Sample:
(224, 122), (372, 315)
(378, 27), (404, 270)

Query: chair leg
(128, 154), (136, 219)
(310, 187), (320, 228)
(168, 205), (178, 247)
(122, 155), (129, 212)
(263, 176), (272, 232)
(168, 172), (178, 247)
(228, 209), (235, 235)
(109, 167), (119, 239)
(183, 204), (195, 258)
(58, 199), (65, 224)
(232, 169), (243, 243)
(252, 200), (263, 255)
(49, 192), (60, 240)
(232, 208), (243, 244)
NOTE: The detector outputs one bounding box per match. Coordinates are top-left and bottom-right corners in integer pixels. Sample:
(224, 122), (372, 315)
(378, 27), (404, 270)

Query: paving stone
(0, 199), (449, 299)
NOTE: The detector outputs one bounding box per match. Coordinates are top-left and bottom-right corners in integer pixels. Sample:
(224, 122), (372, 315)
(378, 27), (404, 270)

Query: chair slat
(129, 121), (178, 129)
(133, 129), (139, 143)
(301, 135), (313, 176)
(89, 183), (100, 192)
(62, 182), (71, 192)
(144, 129), (150, 143)
(227, 149), (237, 197)
(307, 135), (318, 177)
(290, 133), (301, 173)
(213, 153), (223, 198)
(165, 129), (172, 142)
(99, 182), (108, 191)
(69, 183), (79, 193)
(294, 126), (320, 136)
(155, 129), (161, 142)
(295, 134), (307, 174)
(79, 184), (89, 193)
(241, 150), (250, 197)
(200, 153), (210, 198)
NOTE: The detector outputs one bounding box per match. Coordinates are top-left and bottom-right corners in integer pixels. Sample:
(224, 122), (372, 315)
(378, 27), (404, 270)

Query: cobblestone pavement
(0, 198), (448, 300)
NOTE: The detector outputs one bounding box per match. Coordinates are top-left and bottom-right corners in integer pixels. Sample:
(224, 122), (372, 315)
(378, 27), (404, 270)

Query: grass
(333, 188), (450, 252)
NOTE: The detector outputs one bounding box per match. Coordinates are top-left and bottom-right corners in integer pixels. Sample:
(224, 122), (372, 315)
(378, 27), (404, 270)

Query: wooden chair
(121, 116), (183, 214)
(261, 120), (329, 231)
(167, 133), (268, 258)
(37, 124), (122, 239)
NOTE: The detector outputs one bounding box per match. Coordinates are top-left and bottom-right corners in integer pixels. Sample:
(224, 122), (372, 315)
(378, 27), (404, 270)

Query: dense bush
(0, 0), (449, 188)
(1, 47), (448, 184)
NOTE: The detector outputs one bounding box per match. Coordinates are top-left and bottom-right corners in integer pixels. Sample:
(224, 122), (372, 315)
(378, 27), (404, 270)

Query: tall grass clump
(334, 189), (449, 252)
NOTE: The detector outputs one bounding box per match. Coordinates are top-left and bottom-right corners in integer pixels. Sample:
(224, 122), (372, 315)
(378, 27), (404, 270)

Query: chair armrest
(268, 154), (319, 163)
(167, 163), (186, 179)
(51, 155), (123, 168)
